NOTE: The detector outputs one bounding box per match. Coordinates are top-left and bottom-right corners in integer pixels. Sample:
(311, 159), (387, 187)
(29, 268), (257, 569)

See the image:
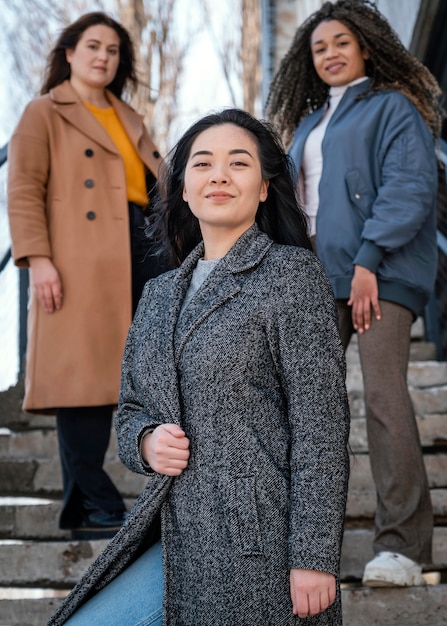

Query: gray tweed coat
(47, 224), (350, 626)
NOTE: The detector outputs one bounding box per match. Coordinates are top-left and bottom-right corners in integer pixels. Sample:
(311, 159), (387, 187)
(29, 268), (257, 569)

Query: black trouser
(56, 405), (126, 529)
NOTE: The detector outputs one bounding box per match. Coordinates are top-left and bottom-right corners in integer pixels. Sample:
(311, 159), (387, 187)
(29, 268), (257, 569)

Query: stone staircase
(0, 320), (446, 626)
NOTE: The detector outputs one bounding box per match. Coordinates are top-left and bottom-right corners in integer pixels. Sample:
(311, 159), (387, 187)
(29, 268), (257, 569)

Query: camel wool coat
(7, 80), (162, 412)
(47, 226), (351, 626)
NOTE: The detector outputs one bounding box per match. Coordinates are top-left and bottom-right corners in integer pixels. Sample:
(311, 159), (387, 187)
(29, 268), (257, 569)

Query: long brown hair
(41, 12), (137, 98)
(267, 0), (443, 146)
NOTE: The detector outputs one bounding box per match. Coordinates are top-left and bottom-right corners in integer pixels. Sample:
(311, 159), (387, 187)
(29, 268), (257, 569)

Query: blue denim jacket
(289, 78), (438, 316)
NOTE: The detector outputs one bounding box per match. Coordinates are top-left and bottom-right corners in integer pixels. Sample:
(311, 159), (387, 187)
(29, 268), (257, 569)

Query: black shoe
(71, 510), (128, 541)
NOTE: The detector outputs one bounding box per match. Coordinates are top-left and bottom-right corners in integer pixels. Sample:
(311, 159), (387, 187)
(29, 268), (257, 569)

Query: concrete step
(0, 336), (445, 625)
(0, 416), (445, 494)
(0, 539), (109, 587)
(0, 591), (69, 626)
(1, 583), (446, 626)
(0, 497), (136, 540)
(1, 411), (446, 460)
(348, 453), (447, 491)
(349, 414), (447, 452)
(0, 380), (54, 431)
(347, 487), (447, 520)
(1, 486), (446, 540)
(0, 457), (147, 498)
(347, 379), (447, 418)
(341, 582), (447, 626)
(3, 448), (447, 500)
(0, 528), (445, 587)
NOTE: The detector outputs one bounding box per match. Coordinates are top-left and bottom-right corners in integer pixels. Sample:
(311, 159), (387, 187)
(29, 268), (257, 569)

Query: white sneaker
(362, 551), (426, 587)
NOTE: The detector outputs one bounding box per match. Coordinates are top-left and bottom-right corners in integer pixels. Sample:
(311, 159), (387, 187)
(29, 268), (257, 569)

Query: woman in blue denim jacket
(268, 0), (443, 588)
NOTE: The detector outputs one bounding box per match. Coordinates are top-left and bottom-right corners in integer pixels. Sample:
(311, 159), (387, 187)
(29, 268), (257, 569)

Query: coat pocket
(345, 168), (375, 217)
(228, 475), (264, 556)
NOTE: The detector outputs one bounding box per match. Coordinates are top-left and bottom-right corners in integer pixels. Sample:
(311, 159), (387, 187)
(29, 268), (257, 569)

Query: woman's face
(66, 24), (120, 90)
(310, 19), (369, 87)
(182, 123), (269, 237)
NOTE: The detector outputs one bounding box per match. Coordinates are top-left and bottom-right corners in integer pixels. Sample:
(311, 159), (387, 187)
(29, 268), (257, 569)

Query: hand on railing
(28, 256), (63, 314)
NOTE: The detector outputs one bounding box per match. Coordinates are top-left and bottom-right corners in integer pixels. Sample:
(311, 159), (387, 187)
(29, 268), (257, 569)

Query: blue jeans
(65, 541), (163, 625)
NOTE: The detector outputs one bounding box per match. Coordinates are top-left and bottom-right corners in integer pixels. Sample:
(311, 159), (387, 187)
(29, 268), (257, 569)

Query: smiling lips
(326, 62), (345, 73)
(205, 191), (235, 200)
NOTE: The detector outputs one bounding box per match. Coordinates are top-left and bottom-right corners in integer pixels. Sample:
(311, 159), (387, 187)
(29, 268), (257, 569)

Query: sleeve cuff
(353, 239), (386, 273)
(138, 426), (156, 472)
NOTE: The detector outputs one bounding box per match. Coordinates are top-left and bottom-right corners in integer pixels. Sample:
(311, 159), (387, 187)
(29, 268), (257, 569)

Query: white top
(301, 77), (368, 236)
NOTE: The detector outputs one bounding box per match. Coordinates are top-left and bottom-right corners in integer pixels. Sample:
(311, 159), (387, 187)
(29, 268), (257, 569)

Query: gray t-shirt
(179, 257), (222, 318)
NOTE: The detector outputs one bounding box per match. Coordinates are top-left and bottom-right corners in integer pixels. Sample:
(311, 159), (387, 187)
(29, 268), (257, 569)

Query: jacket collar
(49, 80), (145, 155)
(171, 224), (273, 364)
(340, 76), (372, 99)
(178, 223), (273, 280)
(320, 76), (372, 121)
(138, 224), (274, 423)
(289, 77), (373, 183)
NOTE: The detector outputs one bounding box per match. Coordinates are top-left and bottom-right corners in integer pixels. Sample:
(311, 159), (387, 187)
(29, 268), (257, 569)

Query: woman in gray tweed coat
(48, 108), (350, 626)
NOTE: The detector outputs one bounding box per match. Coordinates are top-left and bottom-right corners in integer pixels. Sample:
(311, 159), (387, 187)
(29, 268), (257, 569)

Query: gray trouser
(338, 299), (433, 563)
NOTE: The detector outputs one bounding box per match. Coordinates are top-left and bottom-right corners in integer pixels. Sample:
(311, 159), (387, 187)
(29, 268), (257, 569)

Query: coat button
(85, 149), (94, 157)
(153, 150), (160, 159)
(86, 211), (96, 220)
(84, 179), (95, 188)
(355, 193), (361, 199)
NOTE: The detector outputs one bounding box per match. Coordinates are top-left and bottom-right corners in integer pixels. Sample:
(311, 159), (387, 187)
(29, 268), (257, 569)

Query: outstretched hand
(141, 423), (190, 476)
(290, 569), (336, 618)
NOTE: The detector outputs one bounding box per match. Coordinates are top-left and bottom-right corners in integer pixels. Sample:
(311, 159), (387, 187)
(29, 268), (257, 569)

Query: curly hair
(41, 12), (137, 98)
(266, 0), (443, 146)
(147, 108), (311, 267)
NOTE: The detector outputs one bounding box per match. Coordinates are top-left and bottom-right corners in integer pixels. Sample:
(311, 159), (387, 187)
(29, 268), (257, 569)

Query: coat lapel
(174, 225), (273, 365)
(50, 81), (120, 154)
(136, 226), (273, 426)
(289, 107), (325, 185)
(108, 92), (144, 152)
(50, 81), (162, 177)
(108, 91), (162, 176)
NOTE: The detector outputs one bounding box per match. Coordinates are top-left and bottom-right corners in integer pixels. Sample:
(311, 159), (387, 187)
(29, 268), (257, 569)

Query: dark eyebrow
(229, 149), (253, 157)
(311, 32), (352, 46)
(85, 38), (119, 47)
(190, 148), (253, 159)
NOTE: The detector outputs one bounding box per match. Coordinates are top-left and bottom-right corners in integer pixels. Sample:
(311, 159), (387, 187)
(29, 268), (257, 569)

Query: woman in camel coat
(7, 12), (166, 537)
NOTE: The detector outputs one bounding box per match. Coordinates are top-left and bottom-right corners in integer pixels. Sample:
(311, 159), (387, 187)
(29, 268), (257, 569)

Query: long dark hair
(41, 12), (137, 98)
(267, 0), (443, 145)
(149, 108), (311, 267)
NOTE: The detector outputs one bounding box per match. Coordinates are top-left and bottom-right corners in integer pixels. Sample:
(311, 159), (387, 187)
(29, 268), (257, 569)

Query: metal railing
(0, 142), (28, 381)
(433, 140), (447, 358)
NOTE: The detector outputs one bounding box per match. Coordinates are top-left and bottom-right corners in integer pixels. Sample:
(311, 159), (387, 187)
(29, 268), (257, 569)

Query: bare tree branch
(1, 0), (261, 149)
(201, 0), (241, 107)
(200, 0), (262, 115)
(241, 0), (261, 114)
